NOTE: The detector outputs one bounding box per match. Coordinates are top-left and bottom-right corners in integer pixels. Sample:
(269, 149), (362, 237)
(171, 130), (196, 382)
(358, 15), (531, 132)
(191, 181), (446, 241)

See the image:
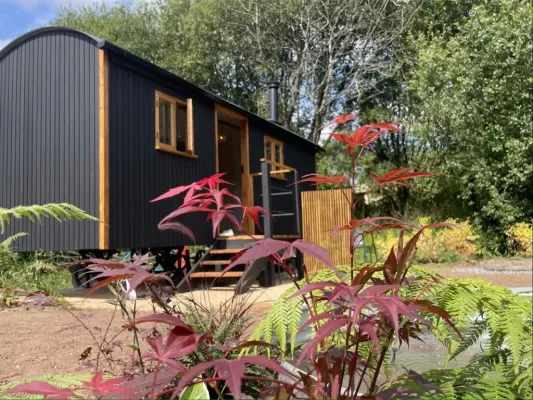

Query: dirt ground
(0, 284), (288, 385)
(0, 259), (531, 384)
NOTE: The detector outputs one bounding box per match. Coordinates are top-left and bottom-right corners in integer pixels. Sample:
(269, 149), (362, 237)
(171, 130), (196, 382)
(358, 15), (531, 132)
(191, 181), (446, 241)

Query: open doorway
(215, 106), (253, 235)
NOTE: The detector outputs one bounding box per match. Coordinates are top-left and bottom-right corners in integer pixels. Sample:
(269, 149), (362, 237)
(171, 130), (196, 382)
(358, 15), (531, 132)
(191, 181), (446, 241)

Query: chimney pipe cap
(268, 81), (280, 89)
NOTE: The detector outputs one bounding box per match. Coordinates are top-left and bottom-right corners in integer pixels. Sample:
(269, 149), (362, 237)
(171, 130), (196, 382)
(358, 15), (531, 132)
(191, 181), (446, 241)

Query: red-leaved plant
(3, 114), (463, 399)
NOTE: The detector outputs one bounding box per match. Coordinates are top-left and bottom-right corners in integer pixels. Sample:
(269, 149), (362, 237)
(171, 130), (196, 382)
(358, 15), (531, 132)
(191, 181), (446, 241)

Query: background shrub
(506, 222), (532, 256)
(371, 217), (480, 264)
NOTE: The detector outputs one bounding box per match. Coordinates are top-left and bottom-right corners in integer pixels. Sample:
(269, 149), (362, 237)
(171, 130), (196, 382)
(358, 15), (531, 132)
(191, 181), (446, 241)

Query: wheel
(71, 263), (98, 288)
(71, 250), (116, 289)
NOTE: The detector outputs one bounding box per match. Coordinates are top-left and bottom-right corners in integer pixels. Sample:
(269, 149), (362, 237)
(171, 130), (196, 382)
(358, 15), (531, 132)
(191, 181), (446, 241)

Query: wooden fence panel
(301, 189), (351, 274)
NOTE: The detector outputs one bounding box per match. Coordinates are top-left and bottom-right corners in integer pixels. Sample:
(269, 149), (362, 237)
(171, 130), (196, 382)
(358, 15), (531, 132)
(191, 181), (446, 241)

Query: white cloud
(0, 38), (14, 50)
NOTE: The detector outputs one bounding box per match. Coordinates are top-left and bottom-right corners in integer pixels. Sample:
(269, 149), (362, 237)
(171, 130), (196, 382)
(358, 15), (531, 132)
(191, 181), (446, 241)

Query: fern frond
(0, 232), (28, 250)
(514, 357), (533, 398)
(0, 373), (97, 399)
(449, 320), (488, 361)
(273, 299), (288, 355)
(285, 297), (302, 355)
(0, 204), (99, 234)
(474, 364), (516, 399)
(262, 308), (274, 357)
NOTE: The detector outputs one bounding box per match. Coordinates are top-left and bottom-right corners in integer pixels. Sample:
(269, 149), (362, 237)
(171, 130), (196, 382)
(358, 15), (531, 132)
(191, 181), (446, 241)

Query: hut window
(155, 91), (196, 158)
(264, 136), (285, 179)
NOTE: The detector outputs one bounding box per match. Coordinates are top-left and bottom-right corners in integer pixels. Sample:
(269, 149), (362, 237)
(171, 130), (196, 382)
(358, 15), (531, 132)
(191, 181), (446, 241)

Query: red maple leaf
(334, 113), (357, 124)
(150, 183), (199, 203)
(125, 313), (193, 330)
(331, 216), (407, 235)
(240, 205), (269, 231)
(223, 239), (336, 273)
(370, 169), (434, 188)
(331, 122), (404, 156)
(197, 172), (231, 189)
(2, 382), (75, 399)
(170, 356), (289, 400)
(145, 326), (211, 371)
(79, 371), (132, 398)
(157, 206), (213, 243)
(83, 262), (174, 297)
(297, 174), (348, 186)
(151, 173), (231, 203)
(206, 209), (241, 237)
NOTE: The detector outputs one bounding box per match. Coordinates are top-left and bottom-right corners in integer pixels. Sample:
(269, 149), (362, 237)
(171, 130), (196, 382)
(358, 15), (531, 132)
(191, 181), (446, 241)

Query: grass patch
(0, 250), (74, 293)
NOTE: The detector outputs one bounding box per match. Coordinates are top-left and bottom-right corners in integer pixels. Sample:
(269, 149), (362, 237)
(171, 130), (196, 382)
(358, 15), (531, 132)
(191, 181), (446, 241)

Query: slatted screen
(301, 189), (351, 274)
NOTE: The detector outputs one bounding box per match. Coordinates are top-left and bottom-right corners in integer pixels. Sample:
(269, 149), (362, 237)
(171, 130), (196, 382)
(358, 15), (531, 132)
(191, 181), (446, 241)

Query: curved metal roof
(0, 26), (322, 151)
(0, 26), (103, 61)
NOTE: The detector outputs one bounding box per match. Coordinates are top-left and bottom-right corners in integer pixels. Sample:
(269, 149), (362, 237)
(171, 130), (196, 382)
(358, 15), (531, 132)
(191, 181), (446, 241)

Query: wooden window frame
(264, 136), (285, 179)
(155, 90), (197, 159)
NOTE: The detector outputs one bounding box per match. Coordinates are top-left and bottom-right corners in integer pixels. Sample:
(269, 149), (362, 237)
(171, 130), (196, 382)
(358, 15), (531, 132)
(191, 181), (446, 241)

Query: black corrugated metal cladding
(107, 56), (216, 249)
(0, 30), (99, 251)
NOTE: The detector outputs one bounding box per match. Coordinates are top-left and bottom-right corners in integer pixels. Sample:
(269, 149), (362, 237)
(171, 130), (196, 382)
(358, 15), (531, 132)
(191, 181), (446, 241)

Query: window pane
(176, 104), (188, 152)
(158, 99), (172, 146)
(265, 141), (272, 161)
(274, 144), (281, 164)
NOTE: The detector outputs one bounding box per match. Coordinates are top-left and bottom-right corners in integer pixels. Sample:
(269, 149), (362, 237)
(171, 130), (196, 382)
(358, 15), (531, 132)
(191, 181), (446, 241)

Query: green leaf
(178, 381), (209, 400)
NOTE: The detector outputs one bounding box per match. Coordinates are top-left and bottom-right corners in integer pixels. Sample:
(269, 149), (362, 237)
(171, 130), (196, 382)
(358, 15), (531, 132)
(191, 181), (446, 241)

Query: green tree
(408, 0), (533, 252)
(54, 0), (261, 112)
(55, 0), (417, 141)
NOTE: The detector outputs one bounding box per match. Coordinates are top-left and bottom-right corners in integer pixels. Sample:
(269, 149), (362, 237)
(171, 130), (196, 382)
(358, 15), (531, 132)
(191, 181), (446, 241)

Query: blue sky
(0, 1), (122, 49)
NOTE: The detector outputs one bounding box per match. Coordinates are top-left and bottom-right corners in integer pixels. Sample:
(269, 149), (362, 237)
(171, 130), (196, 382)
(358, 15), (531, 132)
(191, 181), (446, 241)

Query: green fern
(248, 265), (434, 357)
(286, 297), (303, 355)
(0, 203), (99, 234)
(0, 233), (29, 250)
(248, 265), (353, 358)
(0, 373), (96, 399)
(251, 265), (532, 398)
(395, 278), (532, 399)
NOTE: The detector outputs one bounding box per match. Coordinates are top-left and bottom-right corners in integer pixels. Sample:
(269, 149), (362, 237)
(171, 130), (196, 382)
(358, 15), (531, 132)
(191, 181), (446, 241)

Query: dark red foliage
(2, 372), (134, 399)
(230, 239), (334, 269)
(331, 217), (407, 235)
(330, 122), (403, 156)
(144, 326), (211, 371)
(125, 313), (192, 329)
(170, 356), (289, 400)
(23, 115), (461, 400)
(370, 169), (434, 188)
(79, 371), (132, 398)
(297, 173), (349, 186)
(334, 113), (357, 125)
(79, 261), (174, 297)
(2, 382), (76, 399)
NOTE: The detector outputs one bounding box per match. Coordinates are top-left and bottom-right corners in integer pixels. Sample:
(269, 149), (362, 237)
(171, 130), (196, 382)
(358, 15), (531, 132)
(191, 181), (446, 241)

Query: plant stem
(131, 300), (146, 374)
(355, 345), (373, 397)
(146, 282), (172, 314)
(96, 304), (118, 372)
(368, 329), (394, 393)
(151, 361), (160, 398)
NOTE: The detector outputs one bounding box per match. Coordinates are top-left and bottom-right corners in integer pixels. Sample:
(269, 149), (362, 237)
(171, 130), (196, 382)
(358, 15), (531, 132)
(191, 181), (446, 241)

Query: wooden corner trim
(215, 103), (248, 121)
(99, 49), (110, 250)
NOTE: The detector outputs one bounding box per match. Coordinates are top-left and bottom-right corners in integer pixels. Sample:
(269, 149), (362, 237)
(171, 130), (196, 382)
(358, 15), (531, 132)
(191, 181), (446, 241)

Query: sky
(0, 0), (122, 49)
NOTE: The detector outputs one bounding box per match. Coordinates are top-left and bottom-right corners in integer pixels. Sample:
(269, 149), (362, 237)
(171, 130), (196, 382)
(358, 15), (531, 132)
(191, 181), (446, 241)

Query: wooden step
(217, 235), (263, 240)
(189, 271), (244, 279)
(209, 248), (243, 255)
(200, 260), (231, 266)
(216, 234), (301, 240)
